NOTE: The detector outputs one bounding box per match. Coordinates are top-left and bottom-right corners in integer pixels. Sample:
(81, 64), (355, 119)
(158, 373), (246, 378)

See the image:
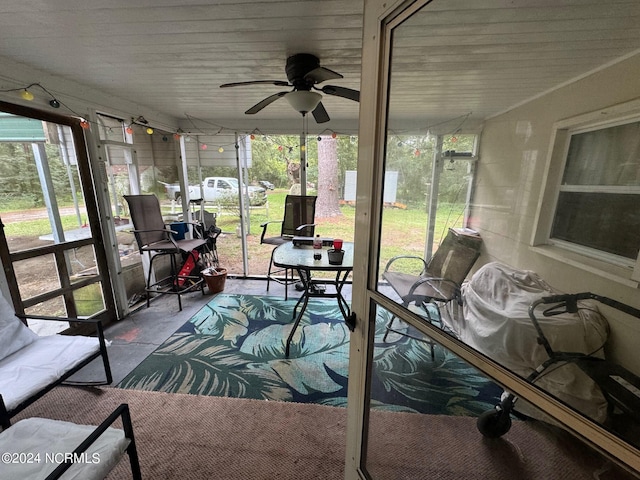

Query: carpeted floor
(11, 386), (636, 480)
(117, 293), (501, 415)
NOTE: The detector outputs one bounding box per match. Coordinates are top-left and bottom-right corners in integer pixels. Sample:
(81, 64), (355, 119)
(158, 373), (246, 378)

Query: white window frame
(532, 99), (640, 286)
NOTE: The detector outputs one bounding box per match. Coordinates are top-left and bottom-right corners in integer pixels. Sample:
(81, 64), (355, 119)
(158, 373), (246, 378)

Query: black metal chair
(382, 228), (482, 356)
(260, 195), (317, 300)
(124, 194), (208, 311)
(0, 403), (142, 479)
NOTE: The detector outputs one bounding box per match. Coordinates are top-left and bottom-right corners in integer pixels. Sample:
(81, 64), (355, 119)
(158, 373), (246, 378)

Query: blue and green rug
(117, 293), (501, 414)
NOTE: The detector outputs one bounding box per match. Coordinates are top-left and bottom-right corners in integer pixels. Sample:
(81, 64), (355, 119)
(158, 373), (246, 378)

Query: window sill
(530, 245), (639, 289)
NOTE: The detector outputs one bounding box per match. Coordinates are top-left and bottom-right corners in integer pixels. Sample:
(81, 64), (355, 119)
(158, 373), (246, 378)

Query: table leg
(334, 270), (351, 320)
(286, 267), (312, 358)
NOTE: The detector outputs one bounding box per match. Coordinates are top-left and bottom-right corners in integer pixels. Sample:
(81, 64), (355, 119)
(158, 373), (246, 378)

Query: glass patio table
(272, 241), (355, 357)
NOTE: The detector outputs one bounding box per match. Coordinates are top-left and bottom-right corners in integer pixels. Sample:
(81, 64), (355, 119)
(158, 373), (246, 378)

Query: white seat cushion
(0, 335), (100, 411)
(0, 295), (37, 362)
(0, 416), (129, 480)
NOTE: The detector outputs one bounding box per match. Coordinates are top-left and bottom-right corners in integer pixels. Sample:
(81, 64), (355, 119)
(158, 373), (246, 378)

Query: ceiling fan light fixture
(285, 90), (321, 114)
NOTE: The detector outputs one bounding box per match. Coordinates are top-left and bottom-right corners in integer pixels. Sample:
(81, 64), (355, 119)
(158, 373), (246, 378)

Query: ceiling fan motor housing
(286, 54), (324, 88)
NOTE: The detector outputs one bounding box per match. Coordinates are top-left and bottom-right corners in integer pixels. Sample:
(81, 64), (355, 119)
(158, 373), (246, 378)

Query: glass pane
(0, 120), (87, 252)
(73, 283), (105, 316)
(552, 192), (640, 259)
(25, 297), (68, 335)
(564, 121), (640, 186)
(13, 254), (61, 300)
(364, 303), (638, 479)
(68, 243), (99, 277)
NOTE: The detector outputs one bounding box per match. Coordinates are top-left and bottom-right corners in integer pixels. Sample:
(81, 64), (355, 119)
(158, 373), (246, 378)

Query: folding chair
(381, 228), (482, 356)
(124, 194), (207, 311)
(260, 195), (317, 300)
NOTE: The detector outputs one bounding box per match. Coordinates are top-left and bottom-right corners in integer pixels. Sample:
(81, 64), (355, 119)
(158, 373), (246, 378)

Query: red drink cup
(333, 238), (343, 250)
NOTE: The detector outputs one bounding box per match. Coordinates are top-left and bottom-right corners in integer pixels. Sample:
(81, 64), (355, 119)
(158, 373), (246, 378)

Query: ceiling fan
(220, 53), (360, 123)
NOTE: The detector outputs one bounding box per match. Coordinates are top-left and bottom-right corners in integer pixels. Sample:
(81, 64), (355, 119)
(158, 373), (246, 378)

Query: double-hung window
(535, 108), (640, 284)
(551, 120), (640, 262)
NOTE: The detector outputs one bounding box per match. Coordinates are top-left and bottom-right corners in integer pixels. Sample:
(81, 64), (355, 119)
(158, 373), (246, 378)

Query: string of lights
(0, 80), (471, 155)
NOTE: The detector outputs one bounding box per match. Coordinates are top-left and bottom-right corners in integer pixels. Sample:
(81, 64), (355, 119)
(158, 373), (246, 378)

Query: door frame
(0, 100), (116, 329)
(344, 0), (640, 477)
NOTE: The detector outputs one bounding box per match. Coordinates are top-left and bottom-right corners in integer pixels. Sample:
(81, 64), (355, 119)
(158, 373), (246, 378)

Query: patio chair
(0, 403), (141, 479)
(381, 228), (482, 356)
(124, 194), (208, 311)
(0, 293), (112, 429)
(260, 195), (317, 300)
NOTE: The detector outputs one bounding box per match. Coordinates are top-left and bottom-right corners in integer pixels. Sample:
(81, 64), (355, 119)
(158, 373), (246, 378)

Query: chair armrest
(260, 220), (283, 243)
(295, 223), (316, 231)
(17, 314), (102, 324)
(260, 220), (283, 228)
(131, 227), (177, 235)
(384, 255), (428, 275)
(45, 404), (137, 480)
(407, 276), (462, 303)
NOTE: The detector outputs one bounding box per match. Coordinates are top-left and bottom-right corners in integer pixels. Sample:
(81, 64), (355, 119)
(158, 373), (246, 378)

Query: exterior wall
(471, 53), (640, 369)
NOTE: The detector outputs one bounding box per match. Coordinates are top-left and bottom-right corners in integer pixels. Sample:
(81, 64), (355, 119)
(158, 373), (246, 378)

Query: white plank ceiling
(0, 0), (639, 135)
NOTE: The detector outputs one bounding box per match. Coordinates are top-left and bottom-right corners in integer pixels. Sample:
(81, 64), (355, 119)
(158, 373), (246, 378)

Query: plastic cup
(333, 238), (343, 250)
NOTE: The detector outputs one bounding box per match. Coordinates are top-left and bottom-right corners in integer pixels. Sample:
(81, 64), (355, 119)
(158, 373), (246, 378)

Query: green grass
(4, 191), (466, 276)
(3, 216), (85, 237)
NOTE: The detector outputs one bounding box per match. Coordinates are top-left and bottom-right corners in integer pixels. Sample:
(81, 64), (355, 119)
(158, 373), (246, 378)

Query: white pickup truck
(188, 177), (267, 206)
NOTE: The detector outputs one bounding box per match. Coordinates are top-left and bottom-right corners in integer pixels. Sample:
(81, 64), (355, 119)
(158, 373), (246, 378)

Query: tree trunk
(315, 135), (343, 218)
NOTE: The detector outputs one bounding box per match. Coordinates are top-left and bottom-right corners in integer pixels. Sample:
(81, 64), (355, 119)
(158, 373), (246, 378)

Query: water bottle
(313, 234), (322, 249)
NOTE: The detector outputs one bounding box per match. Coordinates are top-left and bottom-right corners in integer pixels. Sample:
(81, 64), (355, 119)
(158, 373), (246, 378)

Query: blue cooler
(170, 222), (188, 240)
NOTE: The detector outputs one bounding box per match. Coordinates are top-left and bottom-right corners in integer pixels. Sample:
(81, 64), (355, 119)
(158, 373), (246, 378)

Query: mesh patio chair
(260, 195), (317, 300)
(382, 228), (482, 356)
(124, 194), (208, 311)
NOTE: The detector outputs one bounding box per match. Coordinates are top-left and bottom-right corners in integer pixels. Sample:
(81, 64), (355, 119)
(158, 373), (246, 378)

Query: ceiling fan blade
(245, 92), (288, 114)
(304, 66), (343, 84)
(311, 102), (330, 124)
(220, 80), (291, 88)
(320, 85), (360, 102)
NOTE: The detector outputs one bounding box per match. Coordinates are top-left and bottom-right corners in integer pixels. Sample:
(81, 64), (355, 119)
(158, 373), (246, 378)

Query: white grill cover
(446, 262), (610, 422)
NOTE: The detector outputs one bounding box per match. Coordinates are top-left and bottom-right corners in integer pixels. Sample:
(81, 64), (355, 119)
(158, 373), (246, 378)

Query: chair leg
(382, 315), (396, 342)
(266, 247), (276, 292)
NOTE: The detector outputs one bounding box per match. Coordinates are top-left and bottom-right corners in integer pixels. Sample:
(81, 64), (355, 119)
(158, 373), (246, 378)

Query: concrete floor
(72, 277), (352, 385)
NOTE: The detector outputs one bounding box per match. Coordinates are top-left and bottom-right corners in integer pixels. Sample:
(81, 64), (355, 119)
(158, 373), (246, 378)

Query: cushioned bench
(0, 294), (111, 429)
(0, 403), (141, 479)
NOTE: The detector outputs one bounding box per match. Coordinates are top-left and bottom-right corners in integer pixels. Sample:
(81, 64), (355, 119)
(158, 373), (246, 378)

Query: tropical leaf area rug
(118, 293), (502, 415)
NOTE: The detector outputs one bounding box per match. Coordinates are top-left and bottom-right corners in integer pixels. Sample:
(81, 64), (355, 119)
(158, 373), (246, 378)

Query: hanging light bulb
(218, 147), (224, 153)
(278, 145), (283, 151)
(125, 126), (134, 135)
(317, 136), (322, 141)
(146, 127), (154, 135)
(331, 132), (337, 139)
(173, 133), (181, 140)
(20, 89), (34, 101)
(250, 134), (255, 140)
(201, 144), (208, 150)
(414, 149), (421, 156)
(162, 135), (168, 142)
(49, 99), (60, 108)
(80, 120), (90, 130)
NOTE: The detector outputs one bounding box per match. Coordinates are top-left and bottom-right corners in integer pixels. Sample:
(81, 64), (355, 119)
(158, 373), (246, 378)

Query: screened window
(551, 120), (640, 261)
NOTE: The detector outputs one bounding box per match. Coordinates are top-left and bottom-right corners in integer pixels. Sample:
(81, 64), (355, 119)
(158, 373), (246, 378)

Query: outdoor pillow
(0, 293), (37, 362)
